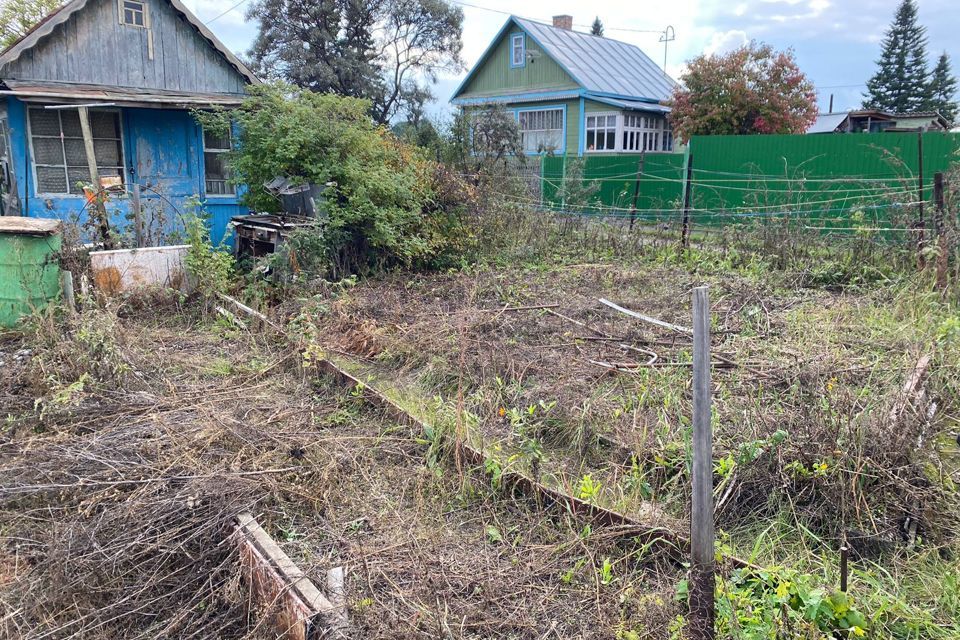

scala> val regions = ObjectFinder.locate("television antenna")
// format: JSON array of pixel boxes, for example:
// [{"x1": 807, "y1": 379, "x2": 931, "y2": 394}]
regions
[{"x1": 659, "y1": 25, "x2": 675, "y2": 77}]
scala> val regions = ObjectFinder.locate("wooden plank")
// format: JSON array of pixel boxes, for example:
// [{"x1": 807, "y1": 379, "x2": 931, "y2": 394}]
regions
[
  {"x1": 0, "y1": 216, "x2": 62, "y2": 235},
  {"x1": 889, "y1": 354, "x2": 932, "y2": 426},
  {"x1": 689, "y1": 286, "x2": 715, "y2": 640},
  {"x1": 235, "y1": 512, "x2": 343, "y2": 640}
]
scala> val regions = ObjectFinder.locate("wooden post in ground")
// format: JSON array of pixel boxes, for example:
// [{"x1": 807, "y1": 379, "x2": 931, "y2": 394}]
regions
[
  {"x1": 917, "y1": 132, "x2": 926, "y2": 269},
  {"x1": 629, "y1": 151, "x2": 646, "y2": 231},
  {"x1": 934, "y1": 172, "x2": 947, "y2": 291},
  {"x1": 60, "y1": 270, "x2": 75, "y2": 315},
  {"x1": 689, "y1": 285, "x2": 715, "y2": 640},
  {"x1": 78, "y1": 106, "x2": 113, "y2": 249},
  {"x1": 681, "y1": 154, "x2": 694, "y2": 249},
  {"x1": 131, "y1": 183, "x2": 145, "y2": 248}
]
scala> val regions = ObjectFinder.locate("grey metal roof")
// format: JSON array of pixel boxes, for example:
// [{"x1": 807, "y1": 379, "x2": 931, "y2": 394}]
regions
[
  {"x1": 589, "y1": 96, "x2": 671, "y2": 113},
  {"x1": 807, "y1": 112, "x2": 849, "y2": 134},
  {"x1": 514, "y1": 18, "x2": 677, "y2": 101}
]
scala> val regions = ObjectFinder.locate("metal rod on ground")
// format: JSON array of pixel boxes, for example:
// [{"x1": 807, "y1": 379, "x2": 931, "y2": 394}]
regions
[
  {"x1": 689, "y1": 285, "x2": 715, "y2": 640},
  {"x1": 681, "y1": 153, "x2": 694, "y2": 249},
  {"x1": 629, "y1": 151, "x2": 646, "y2": 231},
  {"x1": 598, "y1": 297, "x2": 693, "y2": 334},
  {"x1": 840, "y1": 545, "x2": 849, "y2": 592},
  {"x1": 934, "y1": 172, "x2": 947, "y2": 291},
  {"x1": 60, "y1": 271, "x2": 75, "y2": 315},
  {"x1": 917, "y1": 132, "x2": 925, "y2": 268}
]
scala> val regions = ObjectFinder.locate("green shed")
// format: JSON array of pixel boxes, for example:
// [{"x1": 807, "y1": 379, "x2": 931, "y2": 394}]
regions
[{"x1": 0, "y1": 217, "x2": 62, "y2": 328}]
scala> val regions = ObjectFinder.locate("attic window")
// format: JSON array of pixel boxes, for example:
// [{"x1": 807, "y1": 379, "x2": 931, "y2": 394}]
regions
[
  {"x1": 120, "y1": 0, "x2": 147, "y2": 27},
  {"x1": 510, "y1": 34, "x2": 525, "y2": 68}
]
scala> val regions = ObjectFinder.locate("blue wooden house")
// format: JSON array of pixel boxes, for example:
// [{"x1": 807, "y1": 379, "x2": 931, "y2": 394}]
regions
[
  {"x1": 451, "y1": 15, "x2": 678, "y2": 157},
  {"x1": 0, "y1": 0, "x2": 257, "y2": 243}
]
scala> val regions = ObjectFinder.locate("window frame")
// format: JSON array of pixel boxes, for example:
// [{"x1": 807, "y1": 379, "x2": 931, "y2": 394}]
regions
[
  {"x1": 26, "y1": 107, "x2": 127, "y2": 197},
  {"x1": 118, "y1": 0, "x2": 149, "y2": 28},
  {"x1": 585, "y1": 112, "x2": 619, "y2": 153},
  {"x1": 515, "y1": 105, "x2": 565, "y2": 155},
  {"x1": 510, "y1": 33, "x2": 526, "y2": 69},
  {"x1": 203, "y1": 126, "x2": 236, "y2": 197}
]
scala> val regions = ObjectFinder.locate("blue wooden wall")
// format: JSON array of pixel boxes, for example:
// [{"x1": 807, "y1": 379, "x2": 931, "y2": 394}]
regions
[{"x1": 4, "y1": 96, "x2": 245, "y2": 244}]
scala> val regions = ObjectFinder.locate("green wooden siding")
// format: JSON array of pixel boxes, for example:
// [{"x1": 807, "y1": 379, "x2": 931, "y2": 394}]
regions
[{"x1": 457, "y1": 31, "x2": 578, "y2": 98}]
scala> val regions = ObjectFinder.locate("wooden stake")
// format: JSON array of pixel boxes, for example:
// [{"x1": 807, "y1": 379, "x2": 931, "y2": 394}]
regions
[
  {"x1": 681, "y1": 153, "x2": 694, "y2": 249},
  {"x1": 934, "y1": 172, "x2": 947, "y2": 291},
  {"x1": 78, "y1": 106, "x2": 113, "y2": 249},
  {"x1": 60, "y1": 270, "x2": 75, "y2": 315},
  {"x1": 629, "y1": 151, "x2": 645, "y2": 231},
  {"x1": 689, "y1": 285, "x2": 715, "y2": 640}
]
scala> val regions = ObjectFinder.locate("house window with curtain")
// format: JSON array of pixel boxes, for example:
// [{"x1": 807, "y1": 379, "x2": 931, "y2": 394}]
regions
[
  {"x1": 203, "y1": 128, "x2": 235, "y2": 196},
  {"x1": 511, "y1": 34, "x2": 525, "y2": 68},
  {"x1": 28, "y1": 108, "x2": 124, "y2": 195},
  {"x1": 585, "y1": 114, "x2": 618, "y2": 152},
  {"x1": 517, "y1": 108, "x2": 563, "y2": 154}
]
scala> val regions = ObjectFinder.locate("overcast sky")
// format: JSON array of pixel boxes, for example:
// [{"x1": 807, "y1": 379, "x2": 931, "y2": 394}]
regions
[{"x1": 184, "y1": 0, "x2": 960, "y2": 119}]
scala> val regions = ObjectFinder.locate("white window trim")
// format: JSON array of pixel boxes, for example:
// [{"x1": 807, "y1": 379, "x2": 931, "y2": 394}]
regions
[
  {"x1": 118, "y1": 0, "x2": 150, "y2": 28},
  {"x1": 26, "y1": 107, "x2": 127, "y2": 198},
  {"x1": 515, "y1": 106, "x2": 565, "y2": 155},
  {"x1": 203, "y1": 127, "x2": 236, "y2": 197},
  {"x1": 510, "y1": 33, "x2": 525, "y2": 68},
  {"x1": 585, "y1": 111, "x2": 620, "y2": 153}
]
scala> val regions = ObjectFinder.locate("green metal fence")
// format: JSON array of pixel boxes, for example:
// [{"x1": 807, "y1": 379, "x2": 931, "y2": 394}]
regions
[{"x1": 541, "y1": 132, "x2": 960, "y2": 231}]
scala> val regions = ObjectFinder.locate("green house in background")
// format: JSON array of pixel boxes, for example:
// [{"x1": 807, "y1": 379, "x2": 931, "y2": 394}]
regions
[{"x1": 451, "y1": 15, "x2": 678, "y2": 157}]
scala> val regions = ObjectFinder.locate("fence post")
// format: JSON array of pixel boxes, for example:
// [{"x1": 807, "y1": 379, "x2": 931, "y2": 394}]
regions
[
  {"x1": 917, "y1": 132, "x2": 926, "y2": 269},
  {"x1": 629, "y1": 151, "x2": 646, "y2": 231},
  {"x1": 689, "y1": 285, "x2": 715, "y2": 640},
  {"x1": 131, "y1": 183, "x2": 145, "y2": 248},
  {"x1": 934, "y1": 172, "x2": 948, "y2": 291},
  {"x1": 681, "y1": 154, "x2": 694, "y2": 249}
]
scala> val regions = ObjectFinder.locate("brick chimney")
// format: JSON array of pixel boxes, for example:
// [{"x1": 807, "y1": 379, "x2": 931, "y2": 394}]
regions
[{"x1": 552, "y1": 15, "x2": 573, "y2": 30}]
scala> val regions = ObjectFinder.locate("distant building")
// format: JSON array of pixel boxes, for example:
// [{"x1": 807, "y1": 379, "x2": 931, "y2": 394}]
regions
[
  {"x1": 0, "y1": 0, "x2": 257, "y2": 241},
  {"x1": 807, "y1": 109, "x2": 950, "y2": 134},
  {"x1": 450, "y1": 15, "x2": 678, "y2": 156}
]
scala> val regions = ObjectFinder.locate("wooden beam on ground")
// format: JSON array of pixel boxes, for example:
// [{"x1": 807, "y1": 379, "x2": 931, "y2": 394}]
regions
[
  {"x1": 235, "y1": 512, "x2": 347, "y2": 640},
  {"x1": 599, "y1": 298, "x2": 693, "y2": 335},
  {"x1": 889, "y1": 354, "x2": 932, "y2": 427},
  {"x1": 216, "y1": 292, "x2": 281, "y2": 331}
]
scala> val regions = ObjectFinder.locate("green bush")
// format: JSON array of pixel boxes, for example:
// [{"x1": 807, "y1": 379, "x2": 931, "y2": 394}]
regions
[{"x1": 196, "y1": 84, "x2": 470, "y2": 279}]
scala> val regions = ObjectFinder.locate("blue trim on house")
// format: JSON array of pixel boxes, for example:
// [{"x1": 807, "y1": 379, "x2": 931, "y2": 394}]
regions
[
  {"x1": 452, "y1": 89, "x2": 584, "y2": 106},
  {"x1": 450, "y1": 17, "x2": 519, "y2": 100},
  {"x1": 578, "y1": 96, "x2": 585, "y2": 157},
  {"x1": 511, "y1": 103, "x2": 567, "y2": 155},
  {"x1": 509, "y1": 32, "x2": 526, "y2": 68}
]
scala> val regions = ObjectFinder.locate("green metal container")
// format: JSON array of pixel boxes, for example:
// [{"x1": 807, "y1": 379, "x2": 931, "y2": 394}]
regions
[{"x1": 0, "y1": 217, "x2": 62, "y2": 328}]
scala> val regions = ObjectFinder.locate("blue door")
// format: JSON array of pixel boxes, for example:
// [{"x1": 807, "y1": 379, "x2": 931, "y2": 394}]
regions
[{"x1": 126, "y1": 109, "x2": 202, "y2": 235}]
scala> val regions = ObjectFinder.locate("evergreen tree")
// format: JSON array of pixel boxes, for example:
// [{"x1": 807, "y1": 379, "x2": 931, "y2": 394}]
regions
[
  {"x1": 928, "y1": 52, "x2": 958, "y2": 124},
  {"x1": 246, "y1": 0, "x2": 463, "y2": 124},
  {"x1": 863, "y1": 0, "x2": 930, "y2": 113},
  {"x1": 590, "y1": 17, "x2": 604, "y2": 37}
]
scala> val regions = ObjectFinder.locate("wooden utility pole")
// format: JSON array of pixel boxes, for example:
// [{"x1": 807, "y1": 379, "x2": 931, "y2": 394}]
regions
[
  {"x1": 629, "y1": 151, "x2": 646, "y2": 231},
  {"x1": 934, "y1": 171, "x2": 948, "y2": 291},
  {"x1": 689, "y1": 285, "x2": 715, "y2": 640},
  {"x1": 681, "y1": 154, "x2": 694, "y2": 249}
]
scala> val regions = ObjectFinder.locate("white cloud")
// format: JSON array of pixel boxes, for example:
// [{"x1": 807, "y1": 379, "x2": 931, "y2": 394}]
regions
[{"x1": 703, "y1": 29, "x2": 749, "y2": 55}]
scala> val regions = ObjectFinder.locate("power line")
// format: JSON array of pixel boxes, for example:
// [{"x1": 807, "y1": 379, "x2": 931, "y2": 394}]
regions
[
  {"x1": 448, "y1": 0, "x2": 666, "y2": 35},
  {"x1": 204, "y1": 0, "x2": 251, "y2": 25}
]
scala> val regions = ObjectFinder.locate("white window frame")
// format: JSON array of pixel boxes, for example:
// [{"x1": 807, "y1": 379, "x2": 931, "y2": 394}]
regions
[
  {"x1": 203, "y1": 127, "x2": 236, "y2": 197},
  {"x1": 621, "y1": 113, "x2": 674, "y2": 153},
  {"x1": 510, "y1": 33, "x2": 525, "y2": 68},
  {"x1": 516, "y1": 107, "x2": 564, "y2": 155},
  {"x1": 26, "y1": 107, "x2": 127, "y2": 197},
  {"x1": 585, "y1": 112, "x2": 619, "y2": 153},
  {"x1": 118, "y1": 0, "x2": 149, "y2": 28}
]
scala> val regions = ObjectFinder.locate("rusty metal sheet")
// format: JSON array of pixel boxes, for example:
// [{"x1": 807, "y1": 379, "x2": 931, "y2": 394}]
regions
[{"x1": 89, "y1": 245, "x2": 190, "y2": 295}]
